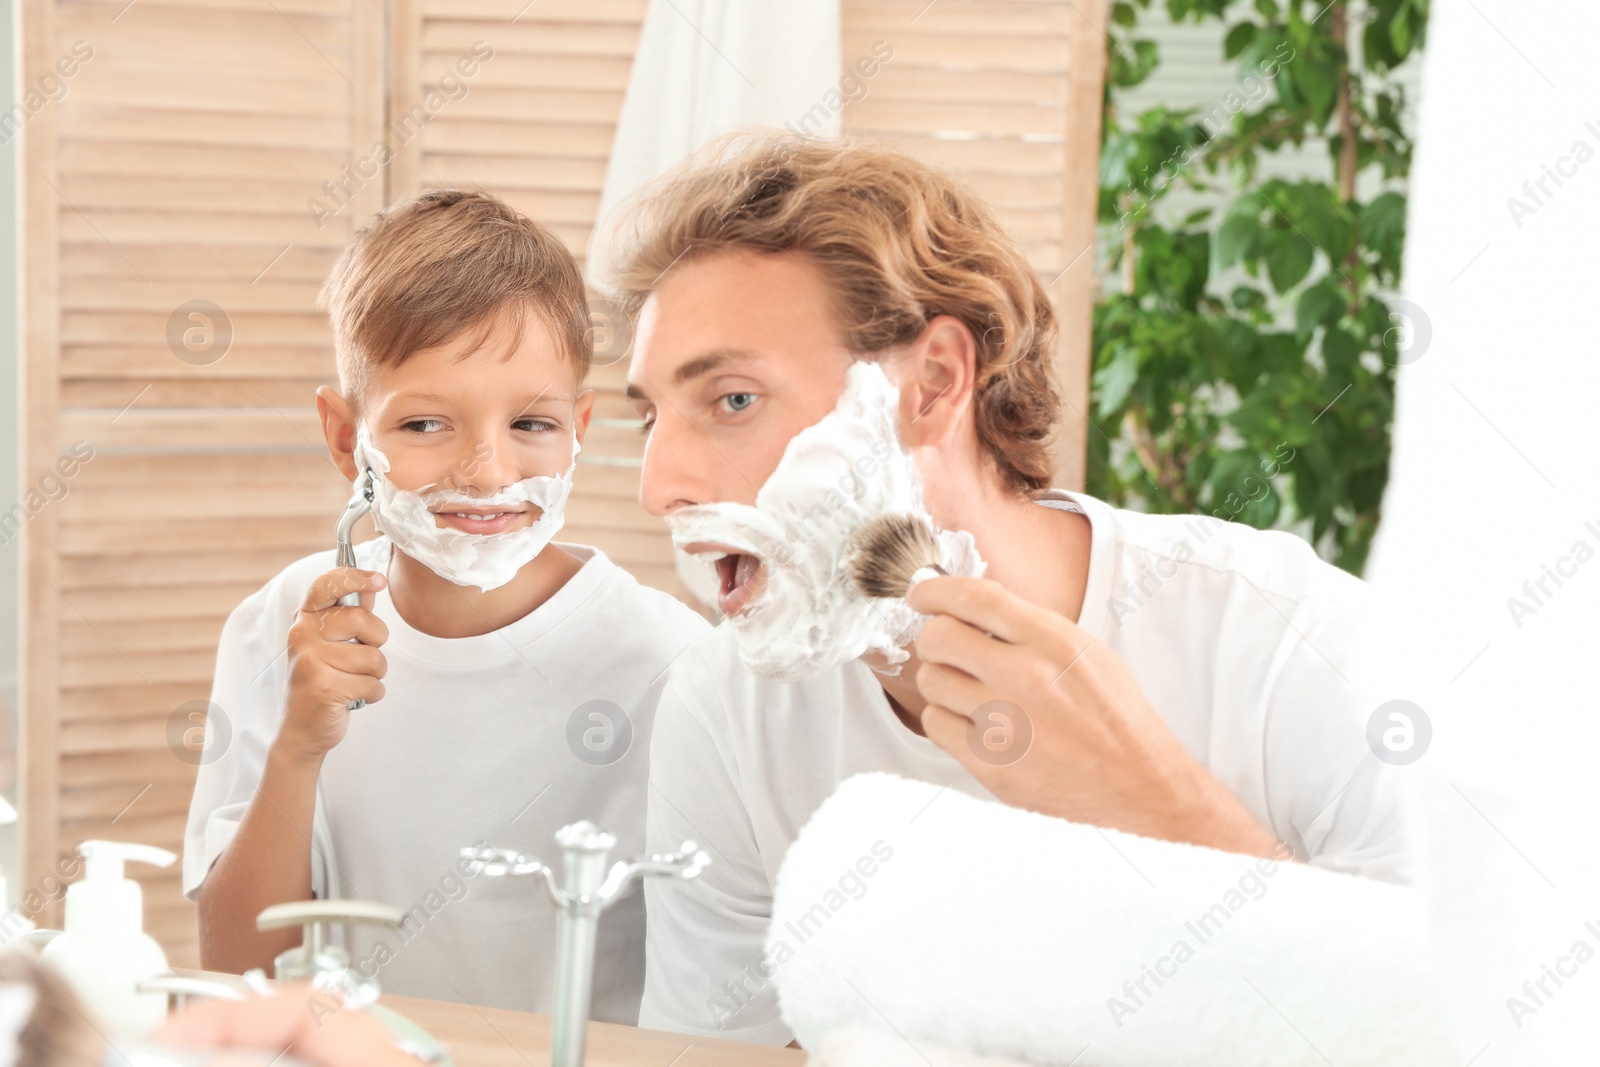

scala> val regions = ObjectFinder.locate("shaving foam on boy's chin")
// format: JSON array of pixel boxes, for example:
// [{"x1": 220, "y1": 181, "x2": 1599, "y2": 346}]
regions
[
  {"x1": 351, "y1": 424, "x2": 580, "y2": 593},
  {"x1": 666, "y1": 361, "x2": 985, "y2": 683}
]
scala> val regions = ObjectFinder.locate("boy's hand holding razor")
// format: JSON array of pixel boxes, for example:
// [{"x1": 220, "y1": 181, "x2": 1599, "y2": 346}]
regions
[{"x1": 279, "y1": 566, "x2": 391, "y2": 762}]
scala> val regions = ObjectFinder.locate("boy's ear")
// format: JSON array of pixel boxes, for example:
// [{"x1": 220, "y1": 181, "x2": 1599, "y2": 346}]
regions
[
  {"x1": 316, "y1": 386, "x2": 361, "y2": 482},
  {"x1": 893, "y1": 314, "x2": 978, "y2": 450},
  {"x1": 572, "y1": 388, "x2": 598, "y2": 449}
]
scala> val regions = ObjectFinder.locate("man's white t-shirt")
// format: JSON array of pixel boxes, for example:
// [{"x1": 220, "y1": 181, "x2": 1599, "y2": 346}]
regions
[
  {"x1": 183, "y1": 538, "x2": 709, "y2": 1022},
  {"x1": 638, "y1": 491, "x2": 1410, "y2": 1045}
]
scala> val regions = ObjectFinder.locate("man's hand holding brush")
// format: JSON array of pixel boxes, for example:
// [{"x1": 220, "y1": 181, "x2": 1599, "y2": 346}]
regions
[{"x1": 904, "y1": 575, "x2": 1285, "y2": 860}]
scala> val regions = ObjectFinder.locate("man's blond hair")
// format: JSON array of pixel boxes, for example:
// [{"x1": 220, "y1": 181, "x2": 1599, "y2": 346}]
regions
[{"x1": 603, "y1": 131, "x2": 1062, "y2": 495}]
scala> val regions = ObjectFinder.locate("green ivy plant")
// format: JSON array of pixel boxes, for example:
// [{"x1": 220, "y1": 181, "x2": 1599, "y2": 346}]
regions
[{"x1": 1088, "y1": 0, "x2": 1429, "y2": 574}]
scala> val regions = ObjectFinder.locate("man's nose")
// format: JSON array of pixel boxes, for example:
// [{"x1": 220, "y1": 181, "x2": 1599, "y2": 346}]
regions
[{"x1": 638, "y1": 411, "x2": 722, "y2": 517}]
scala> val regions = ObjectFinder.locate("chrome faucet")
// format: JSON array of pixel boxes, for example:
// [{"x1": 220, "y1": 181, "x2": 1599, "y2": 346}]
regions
[{"x1": 461, "y1": 822, "x2": 709, "y2": 1067}]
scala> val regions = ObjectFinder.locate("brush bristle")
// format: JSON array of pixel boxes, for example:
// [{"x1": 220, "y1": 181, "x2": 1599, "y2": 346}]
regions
[{"x1": 845, "y1": 512, "x2": 943, "y2": 599}]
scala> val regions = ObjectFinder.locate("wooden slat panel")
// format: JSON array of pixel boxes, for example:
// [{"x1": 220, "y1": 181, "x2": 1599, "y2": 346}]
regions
[
  {"x1": 25, "y1": 0, "x2": 390, "y2": 942},
  {"x1": 849, "y1": 0, "x2": 1075, "y2": 35},
  {"x1": 420, "y1": 21, "x2": 639, "y2": 56},
  {"x1": 842, "y1": 31, "x2": 1067, "y2": 69},
  {"x1": 59, "y1": 140, "x2": 346, "y2": 182},
  {"x1": 427, "y1": 53, "x2": 632, "y2": 91},
  {"x1": 418, "y1": 0, "x2": 646, "y2": 19}
]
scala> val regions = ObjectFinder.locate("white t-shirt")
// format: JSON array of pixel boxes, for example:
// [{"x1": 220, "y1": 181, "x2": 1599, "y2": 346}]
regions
[
  {"x1": 183, "y1": 538, "x2": 709, "y2": 1022},
  {"x1": 638, "y1": 490, "x2": 1411, "y2": 1045}
]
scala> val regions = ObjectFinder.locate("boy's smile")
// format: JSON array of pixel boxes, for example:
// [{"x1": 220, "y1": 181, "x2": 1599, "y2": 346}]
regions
[
  {"x1": 318, "y1": 302, "x2": 596, "y2": 635},
  {"x1": 433, "y1": 506, "x2": 535, "y2": 536}
]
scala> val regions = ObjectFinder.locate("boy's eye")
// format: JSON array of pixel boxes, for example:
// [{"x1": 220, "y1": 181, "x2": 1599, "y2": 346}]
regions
[
  {"x1": 720, "y1": 392, "x2": 757, "y2": 414},
  {"x1": 403, "y1": 419, "x2": 445, "y2": 433},
  {"x1": 514, "y1": 418, "x2": 559, "y2": 433}
]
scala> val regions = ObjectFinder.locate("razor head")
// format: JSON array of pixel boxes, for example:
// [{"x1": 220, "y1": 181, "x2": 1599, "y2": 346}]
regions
[{"x1": 337, "y1": 469, "x2": 375, "y2": 529}]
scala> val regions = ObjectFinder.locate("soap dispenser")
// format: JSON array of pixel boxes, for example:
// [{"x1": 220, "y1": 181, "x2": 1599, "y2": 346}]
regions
[
  {"x1": 0, "y1": 796, "x2": 29, "y2": 948},
  {"x1": 38, "y1": 840, "x2": 175, "y2": 1034}
]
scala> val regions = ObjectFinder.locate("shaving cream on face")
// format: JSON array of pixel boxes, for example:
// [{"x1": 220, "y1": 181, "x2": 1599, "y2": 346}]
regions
[
  {"x1": 352, "y1": 424, "x2": 580, "y2": 593},
  {"x1": 667, "y1": 360, "x2": 985, "y2": 682}
]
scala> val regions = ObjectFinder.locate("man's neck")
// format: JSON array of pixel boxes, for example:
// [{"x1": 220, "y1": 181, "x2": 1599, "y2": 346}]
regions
[
  {"x1": 385, "y1": 542, "x2": 584, "y2": 638},
  {"x1": 870, "y1": 492, "x2": 1092, "y2": 735}
]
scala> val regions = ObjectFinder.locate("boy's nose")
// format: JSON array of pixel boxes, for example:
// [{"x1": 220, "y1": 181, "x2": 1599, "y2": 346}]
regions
[{"x1": 454, "y1": 433, "x2": 530, "y2": 494}]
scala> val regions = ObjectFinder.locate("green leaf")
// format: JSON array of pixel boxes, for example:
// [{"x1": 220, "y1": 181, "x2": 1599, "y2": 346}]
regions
[
  {"x1": 1223, "y1": 22, "x2": 1258, "y2": 59},
  {"x1": 1231, "y1": 286, "x2": 1267, "y2": 310},
  {"x1": 1182, "y1": 207, "x2": 1214, "y2": 227},
  {"x1": 1295, "y1": 60, "x2": 1339, "y2": 128},
  {"x1": 1215, "y1": 212, "x2": 1261, "y2": 269},
  {"x1": 1390, "y1": 2, "x2": 1415, "y2": 57},
  {"x1": 1253, "y1": 0, "x2": 1277, "y2": 18},
  {"x1": 1294, "y1": 277, "x2": 1347, "y2": 338},
  {"x1": 1265, "y1": 232, "x2": 1314, "y2": 292},
  {"x1": 1092, "y1": 345, "x2": 1140, "y2": 418},
  {"x1": 1322, "y1": 326, "x2": 1360, "y2": 381},
  {"x1": 1359, "y1": 192, "x2": 1408, "y2": 261},
  {"x1": 1112, "y1": 1, "x2": 1139, "y2": 27}
]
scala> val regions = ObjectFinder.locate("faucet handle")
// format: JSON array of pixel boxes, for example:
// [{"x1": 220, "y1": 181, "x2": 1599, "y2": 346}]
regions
[
  {"x1": 598, "y1": 841, "x2": 711, "y2": 904},
  {"x1": 136, "y1": 974, "x2": 246, "y2": 1011},
  {"x1": 459, "y1": 845, "x2": 561, "y2": 906}
]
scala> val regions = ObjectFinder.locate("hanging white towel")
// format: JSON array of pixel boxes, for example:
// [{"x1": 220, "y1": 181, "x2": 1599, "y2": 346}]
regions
[{"x1": 587, "y1": 0, "x2": 843, "y2": 285}]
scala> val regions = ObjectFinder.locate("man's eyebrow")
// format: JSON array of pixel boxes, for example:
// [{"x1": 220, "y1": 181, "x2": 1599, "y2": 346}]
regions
[{"x1": 624, "y1": 348, "x2": 762, "y2": 401}]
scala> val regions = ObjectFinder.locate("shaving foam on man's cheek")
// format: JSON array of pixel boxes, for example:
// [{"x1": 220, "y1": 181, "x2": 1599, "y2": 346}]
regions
[
  {"x1": 665, "y1": 361, "x2": 984, "y2": 682},
  {"x1": 352, "y1": 424, "x2": 579, "y2": 592}
]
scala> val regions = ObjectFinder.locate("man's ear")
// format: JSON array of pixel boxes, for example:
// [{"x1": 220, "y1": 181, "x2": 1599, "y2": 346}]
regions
[
  {"x1": 894, "y1": 314, "x2": 977, "y2": 449},
  {"x1": 316, "y1": 386, "x2": 361, "y2": 482}
]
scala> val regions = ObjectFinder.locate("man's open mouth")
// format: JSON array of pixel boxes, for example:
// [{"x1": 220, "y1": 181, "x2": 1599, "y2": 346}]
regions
[{"x1": 685, "y1": 542, "x2": 766, "y2": 617}]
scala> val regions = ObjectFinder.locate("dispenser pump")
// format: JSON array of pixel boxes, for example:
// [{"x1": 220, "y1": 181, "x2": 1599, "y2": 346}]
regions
[{"x1": 64, "y1": 841, "x2": 175, "y2": 941}]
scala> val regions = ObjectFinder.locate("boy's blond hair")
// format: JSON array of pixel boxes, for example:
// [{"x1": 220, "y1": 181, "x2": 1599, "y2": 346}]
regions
[
  {"x1": 320, "y1": 189, "x2": 590, "y2": 405},
  {"x1": 603, "y1": 131, "x2": 1061, "y2": 496}
]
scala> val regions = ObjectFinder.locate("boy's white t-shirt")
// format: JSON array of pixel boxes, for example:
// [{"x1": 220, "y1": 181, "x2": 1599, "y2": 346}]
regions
[
  {"x1": 638, "y1": 491, "x2": 1412, "y2": 1045},
  {"x1": 183, "y1": 537, "x2": 709, "y2": 1022}
]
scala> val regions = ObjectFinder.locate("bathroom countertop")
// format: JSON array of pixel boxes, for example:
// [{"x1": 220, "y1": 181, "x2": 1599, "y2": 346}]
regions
[
  {"x1": 380, "y1": 991, "x2": 807, "y2": 1066},
  {"x1": 173, "y1": 971, "x2": 805, "y2": 1066}
]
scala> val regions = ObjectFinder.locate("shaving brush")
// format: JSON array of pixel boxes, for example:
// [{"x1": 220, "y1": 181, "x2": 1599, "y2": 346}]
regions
[{"x1": 844, "y1": 512, "x2": 949, "y2": 599}]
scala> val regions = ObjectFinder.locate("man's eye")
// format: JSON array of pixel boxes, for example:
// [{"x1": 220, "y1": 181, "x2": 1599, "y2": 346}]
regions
[
  {"x1": 721, "y1": 392, "x2": 757, "y2": 413},
  {"x1": 638, "y1": 416, "x2": 656, "y2": 437},
  {"x1": 403, "y1": 419, "x2": 444, "y2": 433}
]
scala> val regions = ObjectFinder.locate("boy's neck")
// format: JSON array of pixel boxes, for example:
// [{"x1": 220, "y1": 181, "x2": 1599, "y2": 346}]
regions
[{"x1": 384, "y1": 542, "x2": 586, "y2": 638}]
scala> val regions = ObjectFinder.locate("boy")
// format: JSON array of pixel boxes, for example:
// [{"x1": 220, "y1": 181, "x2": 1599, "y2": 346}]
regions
[{"x1": 183, "y1": 190, "x2": 708, "y2": 1021}]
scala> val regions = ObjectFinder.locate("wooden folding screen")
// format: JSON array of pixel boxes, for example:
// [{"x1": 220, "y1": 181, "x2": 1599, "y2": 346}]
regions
[{"x1": 18, "y1": 0, "x2": 1105, "y2": 967}]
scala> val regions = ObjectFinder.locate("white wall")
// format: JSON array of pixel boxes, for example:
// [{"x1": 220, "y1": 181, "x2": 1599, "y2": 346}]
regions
[{"x1": 1365, "y1": 1, "x2": 1600, "y2": 1063}]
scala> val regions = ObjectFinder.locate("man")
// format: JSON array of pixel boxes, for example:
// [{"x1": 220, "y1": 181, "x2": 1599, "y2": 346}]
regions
[{"x1": 609, "y1": 132, "x2": 1406, "y2": 1045}]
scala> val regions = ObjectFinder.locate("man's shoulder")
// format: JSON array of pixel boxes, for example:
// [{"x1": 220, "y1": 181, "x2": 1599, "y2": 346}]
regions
[{"x1": 1067, "y1": 491, "x2": 1366, "y2": 610}]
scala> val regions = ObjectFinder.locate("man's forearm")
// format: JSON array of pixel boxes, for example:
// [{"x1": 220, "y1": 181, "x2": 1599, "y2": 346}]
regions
[
  {"x1": 197, "y1": 745, "x2": 323, "y2": 974},
  {"x1": 1164, "y1": 766, "x2": 1287, "y2": 860}
]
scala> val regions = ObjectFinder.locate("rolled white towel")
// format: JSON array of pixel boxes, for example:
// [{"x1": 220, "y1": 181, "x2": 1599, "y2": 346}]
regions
[
  {"x1": 807, "y1": 1024, "x2": 1037, "y2": 1067},
  {"x1": 768, "y1": 773, "x2": 1459, "y2": 1067}
]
